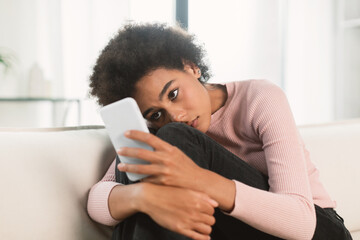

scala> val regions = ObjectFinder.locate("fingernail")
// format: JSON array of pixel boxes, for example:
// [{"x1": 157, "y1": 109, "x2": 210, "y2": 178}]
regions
[
  {"x1": 124, "y1": 131, "x2": 130, "y2": 136},
  {"x1": 117, "y1": 148, "x2": 124, "y2": 154},
  {"x1": 118, "y1": 163, "x2": 126, "y2": 169},
  {"x1": 209, "y1": 199, "x2": 218, "y2": 207}
]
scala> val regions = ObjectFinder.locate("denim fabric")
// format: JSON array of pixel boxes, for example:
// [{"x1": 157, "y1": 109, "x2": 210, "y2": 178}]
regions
[{"x1": 112, "y1": 122, "x2": 352, "y2": 240}]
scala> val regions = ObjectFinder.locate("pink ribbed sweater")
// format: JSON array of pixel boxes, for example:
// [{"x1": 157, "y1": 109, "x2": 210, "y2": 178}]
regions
[{"x1": 87, "y1": 80, "x2": 335, "y2": 239}]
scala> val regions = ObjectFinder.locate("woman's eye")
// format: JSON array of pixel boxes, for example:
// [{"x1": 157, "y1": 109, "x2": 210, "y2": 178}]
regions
[
  {"x1": 150, "y1": 111, "x2": 162, "y2": 120},
  {"x1": 168, "y1": 89, "x2": 178, "y2": 101}
]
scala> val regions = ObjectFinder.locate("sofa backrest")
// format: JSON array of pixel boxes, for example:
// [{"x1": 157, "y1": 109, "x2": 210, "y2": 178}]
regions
[
  {"x1": 1, "y1": 120, "x2": 359, "y2": 239},
  {"x1": 299, "y1": 119, "x2": 360, "y2": 238},
  {"x1": 0, "y1": 126, "x2": 114, "y2": 240}
]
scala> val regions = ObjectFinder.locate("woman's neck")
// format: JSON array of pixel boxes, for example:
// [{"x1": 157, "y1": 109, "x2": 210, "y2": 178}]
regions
[{"x1": 205, "y1": 83, "x2": 228, "y2": 114}]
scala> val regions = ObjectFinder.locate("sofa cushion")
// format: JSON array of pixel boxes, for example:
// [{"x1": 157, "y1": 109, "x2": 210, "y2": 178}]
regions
[
  {"x1": 299, "y1": 119, "x2": 360, "y2": 237},
  {"x1": 0, "y1": 126, "x2": 115, "y2": 240}
]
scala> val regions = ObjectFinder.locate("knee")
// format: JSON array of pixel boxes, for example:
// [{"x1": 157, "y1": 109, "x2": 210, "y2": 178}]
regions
[
  {"x1": 156, "y1": 123, "x2": 210, "y2": 169},
  {"x1": 156, "y1": 122, "x2": 197, "y2": 145}
]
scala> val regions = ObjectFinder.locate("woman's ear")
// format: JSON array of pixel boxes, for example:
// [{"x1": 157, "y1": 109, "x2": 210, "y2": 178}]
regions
[{"x1": 183, "y1": 62, "x2": 201, "y2": 78}]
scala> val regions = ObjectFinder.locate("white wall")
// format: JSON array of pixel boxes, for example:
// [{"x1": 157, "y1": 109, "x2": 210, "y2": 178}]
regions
[
  {"x1": 0, "y1": 0, "x2": 353, "y2": 127},
  {"x1": 285, "y1": 0, "x2": 335, "y2": 124},
  {"x1": 0, "y1": 0, "x2": 61, "y2": 127},
  {"x1": 61, "y1": 0, "x2": 131, "y2": 99},
  {"x1": 189, "y1": 0, "x2": 282, "y2": 86},
  {"x1": 0, "y1": 0, "x2": 174, "y2": 127},
  {"x1": 0, "y1": 0, "x2": 131, "y2": 127},
  {"x1": 0, "y1": 0, "x2": 38, "y2": 96},
  {"x1": 189, "y1": 0, "x2": 336, "y2": 125}
]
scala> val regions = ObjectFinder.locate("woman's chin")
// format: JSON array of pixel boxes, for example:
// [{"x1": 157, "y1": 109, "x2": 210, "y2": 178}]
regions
[{"x1": 197, "y1": 118, "x2": 211, "y2": 133}]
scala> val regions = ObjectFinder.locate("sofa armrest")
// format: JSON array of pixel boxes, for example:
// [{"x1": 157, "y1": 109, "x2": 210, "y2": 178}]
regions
[{"x1": 0, "y1": 126, "x2": 115, "y2": 240}]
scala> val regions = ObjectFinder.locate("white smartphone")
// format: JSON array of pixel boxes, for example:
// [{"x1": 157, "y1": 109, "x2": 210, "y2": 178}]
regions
[{"x1": 100, "y1": 97, "x2": 153, "y2": 181}]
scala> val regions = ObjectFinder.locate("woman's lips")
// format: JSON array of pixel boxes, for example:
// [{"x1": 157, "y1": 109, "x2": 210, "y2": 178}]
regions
[{"x1": 190, "y1": 117, "x2": 199, "y2": 128}]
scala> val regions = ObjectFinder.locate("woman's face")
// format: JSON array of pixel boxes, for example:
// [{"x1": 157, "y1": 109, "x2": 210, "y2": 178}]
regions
[{"x1": 133, "y1": 65, "x2": 212, "y2": 133}]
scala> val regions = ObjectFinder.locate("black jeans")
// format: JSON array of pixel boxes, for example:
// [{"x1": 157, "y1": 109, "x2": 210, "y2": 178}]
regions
[{"x1": 112, "y1": 123, "x2": 352, "y2": 240}]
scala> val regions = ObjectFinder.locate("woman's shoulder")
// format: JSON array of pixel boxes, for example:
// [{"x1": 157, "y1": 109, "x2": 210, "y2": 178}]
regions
[
  {"x1": 227, "y1": 79, "x2": 283, "y2": 101},
  {"x1": 231, "y1": 79, "x2": 280, "y2": 90}
]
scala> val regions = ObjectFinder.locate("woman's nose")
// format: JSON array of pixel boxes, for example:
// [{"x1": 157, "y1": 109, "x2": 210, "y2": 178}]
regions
[{"x1": 169, "y1": 109, "x2": 186, "y2": 122}]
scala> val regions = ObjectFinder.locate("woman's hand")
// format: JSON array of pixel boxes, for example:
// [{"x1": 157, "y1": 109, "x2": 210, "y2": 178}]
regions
[
  {"x1": 117, "y1": 130, "x2": 236, "y2": 212},
  {"x1": 117, "y1": 130, "x2": 205, "y2": 190},
  {"x1": 136, "y1": 183, "x2": 217, "y2": 240}
]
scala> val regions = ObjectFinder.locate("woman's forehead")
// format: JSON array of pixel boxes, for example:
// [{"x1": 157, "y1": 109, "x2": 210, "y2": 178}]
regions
[
  {"x1": 133, "y1": 73, "x2": 170, "y2": 110},
  {"x1": 135, "y1": 69, "x2": 180, "y2": 95}
]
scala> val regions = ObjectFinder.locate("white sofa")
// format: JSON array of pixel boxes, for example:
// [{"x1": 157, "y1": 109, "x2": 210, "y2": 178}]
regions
[{"x1": 0, "y1": 119, "x2": 359, "y2": 239}]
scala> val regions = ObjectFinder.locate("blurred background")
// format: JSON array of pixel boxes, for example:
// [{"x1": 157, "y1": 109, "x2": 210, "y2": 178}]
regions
[{"x1": 0, "y1": 0, "x2": 359, "y2": 127}]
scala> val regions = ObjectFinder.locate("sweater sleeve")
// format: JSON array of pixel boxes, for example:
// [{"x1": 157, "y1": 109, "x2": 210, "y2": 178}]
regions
[
  {"x1": 228, "y1": 80, "x2": 316, "y2": 240},
  {"x1": 87, "y1": 159, "x2": 122, "y2": 226}
]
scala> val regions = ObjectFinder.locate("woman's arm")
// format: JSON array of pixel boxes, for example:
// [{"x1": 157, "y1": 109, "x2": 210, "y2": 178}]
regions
[
  {"x1": 226, "y1": 80, "x2": 316, "y2": 239},
  {"x1": 88, "y1": 160, "x2": 217, "y2": 240},
  {"x1": 117, "y1": 132, "x2": 235, "y2": 212},
  {"x1": 107, "y1": 183, "x2": 142, "y2": 221},
  {"x1": 103, "y1": 181, "x2": 218, "y2": 240},
  {"x1": 183, "y1": 168, "x2": 236, "y2": 213},
  {"x1": 114, "y1": 182, "x2": 217, "y2": 240},
  {"x1": 87, "y1": 160, "x2": 122, "y2": 226}
]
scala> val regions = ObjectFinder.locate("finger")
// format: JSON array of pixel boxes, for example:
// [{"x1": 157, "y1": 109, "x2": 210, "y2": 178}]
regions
[
  {"x1": 117, "y1": 162, "x2": 163, "y2": 175},
  {"x1": 203, "y1": 197, "x2": 218, "y2": 208},
  {"x1": 182, "y1": 229, "x2": 210, "y2": 240},
  {"x1": 117, "y1": 147, "x2": 162, "y2": 164},
  {"x1": 199, "y1": 213, "x2": 216, "y2": 226},
  {"x1": 141, "y1": 175, "x2": 159, "y2": 183},
  {"x1": 125, "y1": 130, "x2": 170, "y2": 150},
  {"x1": 196, "y1": 201, "x2": 215, "y2": 216},
  {"x1": 142, "y1": 174, "x2": 178, "y2": 186},
  {"x1": 193, "y1": 222, "x2": 212, "y2": 236},
  {"x1": 188, "y1": 209, "x2": 215, "y2": 227},
  {"x1": 192, "y1": 192, "x2": 218, "y2": 209},
  {"x1": 194, "y1": 194, "x2": 218, "y2": 213}
]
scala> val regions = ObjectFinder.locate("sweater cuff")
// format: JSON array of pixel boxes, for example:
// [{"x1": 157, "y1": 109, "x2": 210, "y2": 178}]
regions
[
  {"x1": 87, "y1": 181, "x2": 122, "y2": 226},
  {"x1": 222, "y1": 180, "x2": 257, "y2": 220}
]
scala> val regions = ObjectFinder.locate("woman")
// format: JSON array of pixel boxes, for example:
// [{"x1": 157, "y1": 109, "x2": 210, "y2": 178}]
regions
[{"x1": 87, "y1": 23, "x2": 352, "y2": 240}]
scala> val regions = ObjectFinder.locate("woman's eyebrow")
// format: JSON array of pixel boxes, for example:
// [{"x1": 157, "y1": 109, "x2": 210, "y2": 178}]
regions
[
  {"x1": 142, "y1": 79, "x2": 175, "y2": 118},
  {"x1": 158, "y1": 80, "x2": 175, "y2": 101}
]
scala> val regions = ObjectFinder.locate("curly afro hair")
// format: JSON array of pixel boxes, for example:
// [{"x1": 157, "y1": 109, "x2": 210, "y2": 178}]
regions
[{"x1": 89, "y1": 22, "x2": 211, "y2": 106}]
